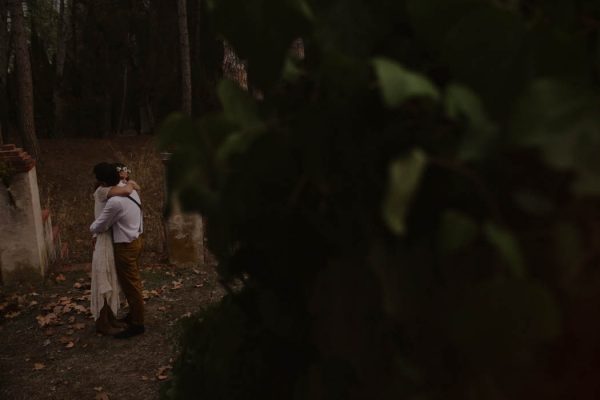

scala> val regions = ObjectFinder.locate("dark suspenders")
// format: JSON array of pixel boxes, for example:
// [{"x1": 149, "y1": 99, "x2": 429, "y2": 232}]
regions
[{"x1": 126, "y1": 195, "x2": 143, "y2": 233}]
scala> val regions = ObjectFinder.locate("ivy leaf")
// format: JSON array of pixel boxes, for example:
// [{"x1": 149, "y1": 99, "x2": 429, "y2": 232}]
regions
[
  {"x1": 439, "y1": 5, "x2": 528, "y2": 116},
  {"x1": 217, "y1": 80, "x2": 262, "y2": 128},
  {"x1": 444, "y1": 83, "x2": 497, "y2": 161},
  {"x1": 439, "y1": 210, "x2": 479, "y2": 254},
  {"x1": 510, "y1": 79, "x2": 600, "y2": 194},
  {"x1": 484, "y1": 222, "x2": 526, "y2": 279},
  {"x1": 372, "y1": 58, "x2": 439, "y2": 108},
  {"x1": 382, "y1": 149, "x2": 428, "y2": 235}
]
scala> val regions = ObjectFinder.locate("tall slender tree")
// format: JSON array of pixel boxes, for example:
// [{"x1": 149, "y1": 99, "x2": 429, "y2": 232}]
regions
[
  {"x1": 0, "y1": 0, "x2": 9, "y2": 145},
  {"x1": 9, "y1": 0, "x2": 39, "y2": 159},
  {"x1": 177, "y1": 0, "x2": 192, "y2": 116},
  {"x1": 53, "y1": 0, "x2": 69, "y2": 137}
]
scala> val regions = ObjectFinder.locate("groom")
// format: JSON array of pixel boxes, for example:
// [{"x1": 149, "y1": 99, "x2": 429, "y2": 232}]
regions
[{"x1": 90, "y1": 163, "x2": 145, "y2": 339}]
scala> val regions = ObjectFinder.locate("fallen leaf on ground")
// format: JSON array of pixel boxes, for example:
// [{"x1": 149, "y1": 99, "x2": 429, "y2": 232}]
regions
[
  {"x1": 74, "y1": 304, "x2": 88, "y2": 313},
  {"x1": 5, "y1": 311, "x2": 21, "y2": 318},
  {"x1": 142, "y1": 289, "x2": 162, "y2": 300},
  {"x1": 73, "y1": 322, "x2": 86, "y2": 330},
  {"x1": 171, "y1": 280, "x2": 183, "y2": 290},
  {"x1": 73, "y1": 282, "x2": 82, "y2": 289},
  {"x1": 65, "y1": 341, "x2": 75, "y2": 349},
  {"x1": 36, "y1": 313, "x2": 59, "y2": 327},
  {"x1": 95, "y1": 392, "x2": 110, "y2": 400},
  {"x1": 94, "y1": 386, "x2": 103, "y2": 392},
  {"x1": 156, "y1": 365, "x2": 172, "y2": 381},
  {"x1": 68, "y1": 316, "x2": 76, "y2": 324},
  {"x1": 58, "y1": 336, "x2": 73, "y2": 344},
  {"x1": 33, "y1": 363, "x2": 45, "y2": 370},
  {"x1": 157, "y1": 306, "x2": 166, "y2": 312},
  {"x1": 43, "y1": 339, "x2": 51, "y2": 347},
  {"x1": 55, "y1": 274, "x2": 66, "y2": 282}
]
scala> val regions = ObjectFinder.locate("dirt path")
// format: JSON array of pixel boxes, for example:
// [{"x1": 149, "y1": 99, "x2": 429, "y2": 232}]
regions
[{"x1": 0, "y1": 261, "x2": 223, "y2": 400}]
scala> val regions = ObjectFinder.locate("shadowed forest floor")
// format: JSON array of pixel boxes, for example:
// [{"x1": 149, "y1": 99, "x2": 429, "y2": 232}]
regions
[{"x1": 0, "y1": 261, "x2": 223, "y2": 399}]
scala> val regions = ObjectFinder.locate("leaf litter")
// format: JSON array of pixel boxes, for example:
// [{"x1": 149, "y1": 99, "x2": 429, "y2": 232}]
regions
[{"x1": 1, "y1": 261, "x2": 223, "y2": 399}]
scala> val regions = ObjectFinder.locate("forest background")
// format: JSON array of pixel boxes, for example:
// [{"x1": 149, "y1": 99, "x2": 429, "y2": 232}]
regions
[{"x1": 2, "y1": 0, "x2": 600, "y2": 399}]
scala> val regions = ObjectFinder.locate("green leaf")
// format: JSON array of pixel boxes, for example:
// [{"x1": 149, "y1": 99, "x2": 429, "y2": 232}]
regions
[
  {"x1": 217, "y1": 80, "x2": 262, "y2": 128},
  {"x1": 444, "y1": 83, "x2": 497, "y2": 161},
  {"x1": 511, "y1": 190, "x2": 555, "y2": 216},
  {"x1": 282, "y1": 55, "x2": 304, "y2": 83},
  {"x1": 438, "y1": 210, "x2": 479, "y2": 254},
  {"x1": 445, "y1": 84, "x2": 493, "y2": 130},
  {"x1": 215, "y1": 126, "x2": 267, "y2": 165},
  {"x1": 510, "y1": 79, "x2": 596, "y2": 148},
  {"x1": 372, "y1": 58, "x2": 440, "y2": 108},
  {"x1": 382, "y1": 149, "x2": 428, "y2": 235},
  {"x1": 510, "y1": 79, "x2": 600, "y2": 193},
  {"x1": 483, "y1": 223, "x2": 526, "y2": 278},
  {"x1": 157, "y1": 112, "x2": 196, "y2": 151},
  {"x1": 439, "y1": 5, "x2": 528, "y2": 115}
]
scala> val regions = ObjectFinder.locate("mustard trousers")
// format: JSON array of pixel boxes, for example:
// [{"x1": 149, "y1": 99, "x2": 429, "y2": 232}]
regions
[{"x1": 114, "y1": 237, "x2": 144, "y2": 326}]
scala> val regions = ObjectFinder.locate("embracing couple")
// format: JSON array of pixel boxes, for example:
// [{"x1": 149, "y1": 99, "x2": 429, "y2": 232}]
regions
[{"x1": 89, "y1": 162, "x2": 145, "y2": 339}]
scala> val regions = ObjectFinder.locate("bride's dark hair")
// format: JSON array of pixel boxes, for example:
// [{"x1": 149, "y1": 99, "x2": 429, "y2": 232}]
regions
[{"x1": 93, "y1": 162, "x2": 120, "y2": 187}]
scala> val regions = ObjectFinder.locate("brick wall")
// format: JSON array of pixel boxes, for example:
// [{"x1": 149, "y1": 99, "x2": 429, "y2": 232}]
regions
[{"x1": 0, "y1": 144, "x2": 36, "y2": 173}]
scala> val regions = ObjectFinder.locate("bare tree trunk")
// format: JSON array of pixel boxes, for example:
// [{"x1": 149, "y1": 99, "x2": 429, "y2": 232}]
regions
[
  {"x1": 0, "y1": 0, "x2": 8, "y2": 145},
  {"x1": 177, "y1": 0, "x2": 192, "y2": 116},
  {"x1": 117, "y1": 62, "x2": 128, "y2": 135},
  {"x1": 9, "y1": 0, "x2": 39, "y2": 160},
  {"x1": 53, "y1": 0, "x2": 68, "y2": 137},
  {"x1": 139, "y1": 95, "x2": 154, "y2": 133}
]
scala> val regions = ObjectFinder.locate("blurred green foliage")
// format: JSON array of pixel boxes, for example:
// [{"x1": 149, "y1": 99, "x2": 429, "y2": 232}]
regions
[{"x1": 159, "y1": 0, "x2": 600, "y2": 398}]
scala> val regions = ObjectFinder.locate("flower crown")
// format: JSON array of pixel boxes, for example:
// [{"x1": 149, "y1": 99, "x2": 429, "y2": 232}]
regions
[{"x1": 116, "y1": 166, "x2": 131, "y2": 174}]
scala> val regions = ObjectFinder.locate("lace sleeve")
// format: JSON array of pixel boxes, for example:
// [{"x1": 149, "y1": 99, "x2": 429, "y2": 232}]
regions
[{"x1": 94, "y1": 186, "x2": 110, "y2": 202}]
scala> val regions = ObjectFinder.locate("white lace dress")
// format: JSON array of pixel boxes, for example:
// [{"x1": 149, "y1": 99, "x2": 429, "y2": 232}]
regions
[{"x1": 90, "y1": 186, "x2": 121, "y2": 320}]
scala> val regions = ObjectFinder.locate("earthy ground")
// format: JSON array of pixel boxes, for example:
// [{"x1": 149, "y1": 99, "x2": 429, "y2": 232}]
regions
[
  {"x1": 1, "y1": 136, "x2": 222, "y2": 399},
  {"x1": 0, "y1": 262, "x2": 224, "y2": 400}
]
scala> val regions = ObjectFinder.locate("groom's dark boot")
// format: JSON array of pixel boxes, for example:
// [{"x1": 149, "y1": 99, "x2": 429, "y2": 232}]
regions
[
  {"x1": 108, "y1": 310, "x2": 128, "y2": 329},
  {"x1": 114, "y1": 323, "x2": 145, "y2": 339},
  {"x1": 116, "y1": 313, "x2": 132, "y2": 325}
]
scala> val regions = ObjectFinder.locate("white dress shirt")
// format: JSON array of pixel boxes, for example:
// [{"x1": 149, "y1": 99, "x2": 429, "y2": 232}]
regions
[{"x1": 90, "y1": 190, "x2": 143, "y2": 243}]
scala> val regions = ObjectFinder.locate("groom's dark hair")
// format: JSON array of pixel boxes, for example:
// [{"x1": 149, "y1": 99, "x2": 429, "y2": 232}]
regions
[{"x1": 93, "y1": 162, "x2": 120, "y2": 186}]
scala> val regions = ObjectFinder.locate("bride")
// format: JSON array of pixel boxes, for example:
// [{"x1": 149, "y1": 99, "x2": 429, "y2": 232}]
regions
[{"x1": 90, "y1": 162, "x2": 140, "y2": 335}]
